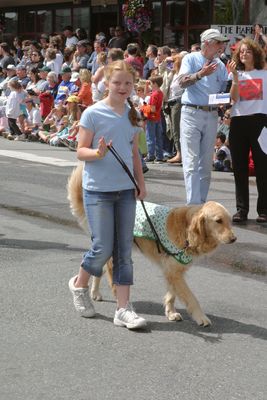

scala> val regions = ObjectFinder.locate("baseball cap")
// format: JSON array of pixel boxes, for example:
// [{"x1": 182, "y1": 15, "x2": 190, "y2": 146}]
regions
[
  {"x1": 60, "y1": 66, "x2": 72, "y2": 74},
  {"x1": 200, "y1": 29, "x2": 229, "y2": 43},
  {"x1": 16, "y1": 65, "x2": 27, "y2": 70},
  {"x1": 6, "y1": 64, "x2": 16, "y2": 70},
  {"x1": 70, "y1": 72, "x2": 80, "y2": 82},
  {"x1": 39, "y1": 66, "x2": 51, "y2": 72}
]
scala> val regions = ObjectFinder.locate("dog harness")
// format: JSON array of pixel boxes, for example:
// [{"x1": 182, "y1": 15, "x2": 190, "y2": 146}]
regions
[{"x1": 134, "y1": 201, "x2": 192, "y2": 265}]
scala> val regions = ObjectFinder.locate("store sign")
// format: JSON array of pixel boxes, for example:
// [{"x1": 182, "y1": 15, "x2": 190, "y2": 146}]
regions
[{"x1": 211, "y1": 24, "x2": 267, "y2": 54}]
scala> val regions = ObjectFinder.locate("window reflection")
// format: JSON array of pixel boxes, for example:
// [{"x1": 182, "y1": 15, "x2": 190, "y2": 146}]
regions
[
  {"x1": 73, "y1": 7, "x2": 90, "y2": 36},
  {"x1": 189, "y1": 0, "x2": 211, "y2": 25},
  {"x1": 55, "y1": 9, "x2": 71, "y2": 32},
  {"x1": 214, "y1": 0, "x2": 244, "y2": 24},
  {"x1": 166, "y1": 0, "x2": 186, "y2": 26},
  {"x1": 37, "y1": 10, "x2": 52, "y2": 34},
  {"x1": 151, "y1": 2, "x2": 161, "y2": 45}
]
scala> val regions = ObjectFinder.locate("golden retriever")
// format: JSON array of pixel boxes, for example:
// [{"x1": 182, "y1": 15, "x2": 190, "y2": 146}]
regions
[{"x1": 68, "y1": 164, "x2": 236, "y2": 326}]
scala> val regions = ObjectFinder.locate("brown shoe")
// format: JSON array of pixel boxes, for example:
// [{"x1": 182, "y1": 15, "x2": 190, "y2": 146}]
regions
[{"x1": 256, "y1": 214, "x2": 267, "y2": 223}]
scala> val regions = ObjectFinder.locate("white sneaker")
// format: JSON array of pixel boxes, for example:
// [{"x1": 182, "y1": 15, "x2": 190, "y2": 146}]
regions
[
  {"x1": 68, "y1": 276, "x2": 96, "y2": 318},
  {"x1": 114, "y1": 303, "x2": 147, "y2": 330}
]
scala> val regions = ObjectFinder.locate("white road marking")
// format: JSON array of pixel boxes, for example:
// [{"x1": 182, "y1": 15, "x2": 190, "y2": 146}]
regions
[{"x1": 0, "y1": 150, "x2": 77, "y2": 167}]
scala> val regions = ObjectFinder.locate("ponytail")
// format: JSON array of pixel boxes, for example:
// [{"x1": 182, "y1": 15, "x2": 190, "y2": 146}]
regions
[{"x1": 127, "y1": 97, "x2": 141, "y2": 127}]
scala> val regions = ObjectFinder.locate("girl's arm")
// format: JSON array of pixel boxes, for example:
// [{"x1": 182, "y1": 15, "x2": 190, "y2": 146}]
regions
[
  {"x1": 132, "y1": 133, "x2": 146, "y2": 200},
  {"x1": 227, "y1": 60, "x2": 239, "y2": 103},
  {"x1": 77, "y1": 126, "x2": 111, "y2": 161}
]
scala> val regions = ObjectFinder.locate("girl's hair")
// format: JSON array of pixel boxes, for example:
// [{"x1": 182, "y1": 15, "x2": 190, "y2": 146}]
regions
[
  {"x1": 8, "y1": 80, "x2": 22, "y2": 90},
  {"x1": 67, "y1": 101, "x2": 80, "y2": 121},
  {"x1": 233, "y1": 37, "x2": 265, "y2": 70},
  {"x1": 107, "y1": 48, "x2": 124, "y2": 62},
  {"x1": 104, "y1": 60, "x2": 139, "y2": 126},
  {"x1": 28, "y1": 67, "x2": 40, "y2": 83},
  {"x1": 97, "y1": 51, "x2": 107, "y2": 66},
  {"x1": 46, "y1": 48, "x2": 57, "y2": 60},
  {"x1": 172, "y1": 51, "x2": 188, "y2": 73},
  {"x1": 63, "y1": 47, "x2": 75, "y2": 62},
  {"x1": 79, "y1": 68, "x2": 91, "y2": 83}
]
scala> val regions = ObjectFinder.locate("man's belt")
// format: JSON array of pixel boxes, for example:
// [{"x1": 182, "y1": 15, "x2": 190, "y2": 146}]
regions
[{"x1": 182, "y1": 104, "x2": 218, "y2": 112}]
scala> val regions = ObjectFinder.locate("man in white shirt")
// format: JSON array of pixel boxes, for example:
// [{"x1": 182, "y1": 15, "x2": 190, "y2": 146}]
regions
[{"x1": 63, "y1": 26, "x2": 78, "y2": 48}]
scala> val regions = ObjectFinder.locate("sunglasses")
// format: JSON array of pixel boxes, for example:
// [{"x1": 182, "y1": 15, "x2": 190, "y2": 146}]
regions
[{"x1": 223, "y1": 115, "x2": 230, "y2": 119}]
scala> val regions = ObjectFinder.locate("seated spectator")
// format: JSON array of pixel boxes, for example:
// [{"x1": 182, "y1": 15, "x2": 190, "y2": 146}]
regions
[
  {"x1": 63, "y1": 25, "x2": 78, "y2": 48},
  {"x1": 69, "y1": 71, "x2": 81, "y2": 94},
  {"x1": 36, "y1": 66, "x2": 51, "y2": 93},
  {"x1": 0, "y1": 42, "x2": 15, "y2": 69},
  {"x1": 44, "y1": 48, "x2": 59, "y2": 75},
  {"x1": 25, "y1": 67, "x2": 40, "y2": 101},
  {"x1": 213, "y1": 132, "x2": 232, "y2": 172},
  {"x1": 29, "y1": 50, "x2": 44, "y2": 69},
  {"x1": 62, "y1": 47, "x2": 76, "y2": 70},
  {"x1": 38, "y1": 104, "x2": 67, "y2": 143},
  {"x1": 91, "y1": 51, "x2": 107, "y2": 102},
  {"x1": 16, "y1": 65, "x2": 30, "y2": 88},
  {"x1": 54, "y1": 67, "x2": 73, "y2": 104},
  {"x1": 23, "y1": 98, "x2": 42, "y2": 140},
  {"x1": 16, "y1": 46, "x2": 31, "y2": 69},
  {"x1": 45, "y1": 71, "x2": 59, "y2": 99},
  {"x1": 75, "y1": 27, "x2": 88, "y2": 41},
  {"x1": 77, "y1": 68, "x2": 92, "y2": 108},
  {"x1": 72, "y1": 40, "x2": 90, "y2": 71}
]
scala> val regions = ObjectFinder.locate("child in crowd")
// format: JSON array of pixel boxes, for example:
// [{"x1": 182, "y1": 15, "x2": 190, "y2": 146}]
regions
[
  {"x1": 38, "y1": 104, "x2": 67, "y2": 143},
  {"x1": 91, "y1": 51, "x2": 107, "y2": 103},
  {"x1": 23, "y1": 98, "x2": 42, "y2": 140},
  {"x1": 5, "y1": 80, "x2": 24, "y2": 140},
  {"x1": 213, "y1": 132, "x2": 232, "y2": 172},
  {"x1": 69, "y1": 60, "x2": 147, "y2": 329},
  {"x1": 142, "y1": 75, "x2": 164, "y2": 163},
  {"x1": 77, "y1": 68, "x2": 92, "y2": 109}
]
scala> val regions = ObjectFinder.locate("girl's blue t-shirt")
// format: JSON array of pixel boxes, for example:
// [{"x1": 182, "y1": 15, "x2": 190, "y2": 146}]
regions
[{"x1": 79, "y1": 100, "x2": 140, "y2": 192}]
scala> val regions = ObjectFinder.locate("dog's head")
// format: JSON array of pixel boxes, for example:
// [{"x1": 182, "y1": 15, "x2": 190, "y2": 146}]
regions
[{"x1": 166, "y1": 201, "x2": 236, "y2": 256}]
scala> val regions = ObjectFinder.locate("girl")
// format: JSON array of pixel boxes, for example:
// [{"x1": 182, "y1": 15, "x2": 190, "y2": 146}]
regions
[
  {"x1": 38, "y1": 104, "x2": 66, "y2": 143},
  {"x1": 228, "y1": 38, "x2": 267, "y2": 223},
  {"x1": 5, "y1": 80, "x2": 24, "y2": 140},
  {"x1": 69, "y1": 60, "x2": 147, "y2": 329},
  {"x1": 77, "y1": 68, "x2": 93, "y2": 108}
]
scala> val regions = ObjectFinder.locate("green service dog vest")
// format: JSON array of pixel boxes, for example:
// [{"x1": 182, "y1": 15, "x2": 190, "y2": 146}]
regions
[{"x1": 134, "y1": 201, "x2": 192, "y2": 265}]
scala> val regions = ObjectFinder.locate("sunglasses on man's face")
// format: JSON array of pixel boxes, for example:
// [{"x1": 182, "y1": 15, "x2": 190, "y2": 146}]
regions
[{"x1": 223, "y1": 115, "x2": 230, "y2": 119}]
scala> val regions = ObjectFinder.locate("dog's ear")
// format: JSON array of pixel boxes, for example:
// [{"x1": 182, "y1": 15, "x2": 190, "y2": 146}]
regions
[
  {"x1": 186, "y1": 211, "x2": 207, "y2": 255},
  {"x1": 166, "y1": 207, "x2": 190, "y2": 248}
]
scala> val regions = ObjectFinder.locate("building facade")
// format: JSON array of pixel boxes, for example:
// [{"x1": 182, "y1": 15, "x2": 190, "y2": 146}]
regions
[{"x1": 0, "y1": 0, "x2": 266, "y2": 49}]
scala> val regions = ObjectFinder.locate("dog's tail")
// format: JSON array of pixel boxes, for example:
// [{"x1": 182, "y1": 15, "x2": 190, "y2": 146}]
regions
[{"x1": 67, "y1": 163, "x2": 87, "y2": 232}]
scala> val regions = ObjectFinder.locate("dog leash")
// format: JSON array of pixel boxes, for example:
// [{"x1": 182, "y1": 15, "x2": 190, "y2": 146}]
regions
[{"x1": 107, "y1": 144, "x2": 188, "y2": 257}]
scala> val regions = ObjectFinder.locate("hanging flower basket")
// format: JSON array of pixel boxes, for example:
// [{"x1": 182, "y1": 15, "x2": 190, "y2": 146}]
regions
[{"x1": 122, "y1": 0, "x2": 152, "y2": 33}]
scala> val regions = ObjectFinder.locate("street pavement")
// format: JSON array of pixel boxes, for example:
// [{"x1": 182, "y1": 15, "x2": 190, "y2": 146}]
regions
[
  {"x1": 0, "y1": 137, "x2": 266, "y2": 400},
  {"x1": 0, "y1": 137, "x2": 266, "y2": 276}
]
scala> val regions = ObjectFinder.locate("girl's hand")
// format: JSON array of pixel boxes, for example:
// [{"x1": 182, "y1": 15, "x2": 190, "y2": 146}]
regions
[
  {"x1": 135, "y1": 185, "x2": 147, "y2": 200},
  {"x1": 227, "y1": 60, "x2": 237, "y2": 75},
  {"x1": 96, "y1": 136, "x2": 112, "y2": 158}
]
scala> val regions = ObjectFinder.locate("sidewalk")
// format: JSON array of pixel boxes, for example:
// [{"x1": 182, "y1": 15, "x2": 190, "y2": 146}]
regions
[{"x1": 1, "y1": 137, "x2": 266, "y2": 276}]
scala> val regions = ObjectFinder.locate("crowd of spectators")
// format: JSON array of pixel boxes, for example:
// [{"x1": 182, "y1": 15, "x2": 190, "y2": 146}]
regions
[{"x1": 0, "y1": 23, "x2": 267, "y2": 221}]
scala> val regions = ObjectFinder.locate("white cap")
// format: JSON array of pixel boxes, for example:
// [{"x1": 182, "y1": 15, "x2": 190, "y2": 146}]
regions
[
  {"x1": 70, "y1": 72, "x2": 80, "y2": 82},
  {"x1": 6, "y1": 64, "x2": 16, "y2": 70},
  {"x1": 200, "y1": 29, "x2": 229, "y2": 43}
]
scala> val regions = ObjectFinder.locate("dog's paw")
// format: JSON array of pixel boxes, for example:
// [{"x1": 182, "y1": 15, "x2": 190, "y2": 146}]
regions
[
  {"x1": 166, "y1": 311, "x2": 183, "y2": 321},
  {"x1": 90, "y1": 290, "x2": 103, "y2": 301},
  {"x1": 192, "y1": 311, "x2": 211, "y2": 327}
]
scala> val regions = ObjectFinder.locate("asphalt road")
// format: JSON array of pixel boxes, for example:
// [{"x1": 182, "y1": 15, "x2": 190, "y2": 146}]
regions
[{"x1": 0, "y1": 139, "x2": 266, "y2": 400}]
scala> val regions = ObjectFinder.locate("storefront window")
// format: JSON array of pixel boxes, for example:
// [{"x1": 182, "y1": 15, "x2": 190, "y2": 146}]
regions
[
  {"x1": 189, "y1": 0, "x2": 211, "y2": 25},
  {"x1": 151, "y1": 1, "x2": 161, "y2": 45},
  {"x1": 73, "y1": 7, "x2": 90, "y2": 35},
  {"x1": 166, "y1": 0, "x2": 186, "y2": 26},
  {"x1": 37, "y1": 10, "x2": 52, "y2": 35},
  {"x1": 0, "y1": 12, "x2": 18, "y2": 42},
  {"x1": 214, "y1": 0, "x2": 245, "y2": 24},
  {"x1": 55, "y1": 9, "x2": 71, "y2": 33}
]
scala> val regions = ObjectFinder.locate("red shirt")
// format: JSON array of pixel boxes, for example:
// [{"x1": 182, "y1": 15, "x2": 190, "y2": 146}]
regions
[{"x1": 147, "y1": 89, "x2": 163, "y2": 122}]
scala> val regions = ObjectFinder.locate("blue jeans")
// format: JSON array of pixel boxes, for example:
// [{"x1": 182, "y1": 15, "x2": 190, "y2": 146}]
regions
[
  {"x1": 146, "y1": 120, "x2": 163, "y2": 160},
  {"x1": 180, "y1": 105, "x2": 218, "y2": 204},
  {"x1": 82, "y1": 189, "x2": 136, "y2": 285}
]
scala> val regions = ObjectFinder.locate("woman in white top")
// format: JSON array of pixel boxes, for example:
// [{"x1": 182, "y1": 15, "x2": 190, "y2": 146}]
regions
[{"x1": 228, "y1": 38, "x2": 267, "y2": 223}]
